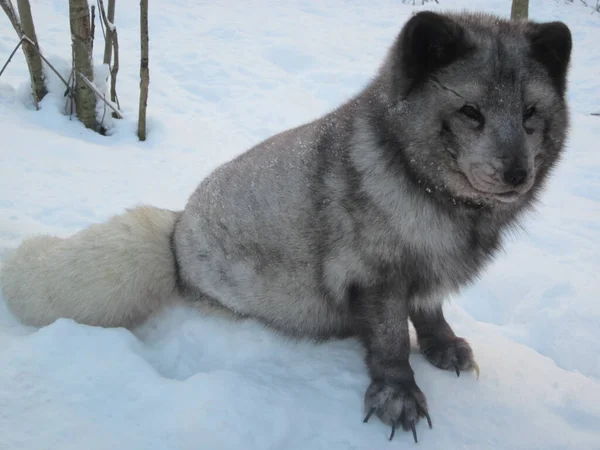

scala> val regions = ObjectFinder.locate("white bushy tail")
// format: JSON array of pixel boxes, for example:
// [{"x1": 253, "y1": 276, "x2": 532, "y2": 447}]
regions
[{"x1": 0, "y1": 206, "x2": 181, "y2": 329}]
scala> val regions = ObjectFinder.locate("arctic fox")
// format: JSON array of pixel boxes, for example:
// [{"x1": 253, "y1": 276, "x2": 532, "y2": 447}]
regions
[{"x1": 1, "y1": 11, "x2": 572, "y2": 442}]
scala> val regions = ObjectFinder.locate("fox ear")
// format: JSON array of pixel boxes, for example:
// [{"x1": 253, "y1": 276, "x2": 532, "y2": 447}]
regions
[
  {"x1": 396, "y1": 12, "x2": 472, "y2": 91},
  {"x1": 528, "y1": 21, "x2": 572, "y2": 96}
]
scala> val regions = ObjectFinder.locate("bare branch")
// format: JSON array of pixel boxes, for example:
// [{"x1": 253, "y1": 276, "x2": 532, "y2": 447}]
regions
[
  {"x1": 96, "y1": 0, "x2": 120, "y2": 118},
  {"x1": 97, "y1": 0, "x2": 115, "y2": 65},
  {"x1": 77, "y1": 70, "x2": 123, "y2": 119},
  {"x1": 0, "y1": 36, "x2": 24, "y2": 78},
  {"x1": 138, "y1": 0, "x2": 149, "y2": 141},
  {"x1": 96, "y1": 0, "x2": 106, "y2": 40},
  {"x1": 64, "y1": 69, "x2": 74, "y2": 114},
  {"x1": 69, "y1": 70, "x2": 75, "y2": 118}
]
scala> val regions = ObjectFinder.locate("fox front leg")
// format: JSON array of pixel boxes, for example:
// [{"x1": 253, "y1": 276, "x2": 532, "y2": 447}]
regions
[
  {"x1": 410, "y1": 305, "x2": 480, "y2": 378},
  {"x1": 353, "y1": 284, "x2": 432, "y2": 442}
]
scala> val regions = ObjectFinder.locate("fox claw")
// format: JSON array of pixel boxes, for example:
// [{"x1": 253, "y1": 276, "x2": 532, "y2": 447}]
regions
[
  {"x1": 363, "y1": 407, "x2": 376, "y2": 423},
  {"x1": 389, "y1": 423, "x2": 396, "y2": 441},
  {"x1": 411, "y1": 423, "x2": 418, "y2": 443},
  {"x1": 418, "y1": 404, "x2": 432, "y2": 429},
  {"x1": 364, "y1": 380, "x2": 430, "y2": 442},
  {"x1": 473, "y1": 361, "x2": 480, "y2": 379}
]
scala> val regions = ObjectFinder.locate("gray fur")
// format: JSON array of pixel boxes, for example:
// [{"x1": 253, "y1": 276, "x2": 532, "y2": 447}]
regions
[
  {"x1": 1, "y1": 11, "x2": 572, "y2": 440},
  {"x1": 173, "y1": 11, "x2": 572, "y2": 437}
]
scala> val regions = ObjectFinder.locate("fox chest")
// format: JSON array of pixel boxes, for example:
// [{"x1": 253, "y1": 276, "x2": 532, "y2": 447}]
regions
[{"x1": 321, "y1": 216, "x2": 499, "y2": 305}]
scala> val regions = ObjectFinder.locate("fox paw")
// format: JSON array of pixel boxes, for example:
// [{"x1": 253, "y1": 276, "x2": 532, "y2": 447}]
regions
[
  {"x1": 363, "y1": 379, "x2": 432, "y2": 442},
  {"x1": 421, "y1": 336, "x2": 480, "y2": 378}
]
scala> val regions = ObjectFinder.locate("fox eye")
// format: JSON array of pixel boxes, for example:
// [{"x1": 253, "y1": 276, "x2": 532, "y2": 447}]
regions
[
  {"x1": 523, "y1": 105, "x2": 536, "y2": 122},
  {"x1": 459, "y1": 105, "x2": 484, "y2": 125},
  {"x1": 523, "y1": 105, "x2": 537, "y2": 135}
]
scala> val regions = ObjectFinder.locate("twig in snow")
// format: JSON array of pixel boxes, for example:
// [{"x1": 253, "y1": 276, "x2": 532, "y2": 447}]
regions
[
  {"x1": 63, "y1": 69, "x2": 74, "y2": 114},
  {"x1": 0, "y1": 36, "x2": 24, "y2": 78},
  {"x1": 101, "y1": 94, "x2": 107, "y2": 125},
  {"x1": 76, "y1": 70, "x2": 123, "y2": 118},
  {"x1": 69, "y1": 68, "x2": 75, "y2": 118},
  {"x1": 0, "y1": 39, "x2": 24, "y2": 77}
]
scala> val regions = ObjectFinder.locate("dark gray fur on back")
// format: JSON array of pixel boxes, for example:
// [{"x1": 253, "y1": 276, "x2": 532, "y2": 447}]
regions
[{"x1": 173, "y1": 11, "x2": 572, "y2": 440}]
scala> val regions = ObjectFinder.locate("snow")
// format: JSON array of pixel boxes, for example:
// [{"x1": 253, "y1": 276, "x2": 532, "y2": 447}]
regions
[{"x1": 0, "y1": 0, "x2": 599, "y2": 448}]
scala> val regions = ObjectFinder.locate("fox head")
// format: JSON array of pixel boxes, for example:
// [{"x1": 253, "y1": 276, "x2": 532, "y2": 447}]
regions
[{"x1": 382, "y1": 11, "x2": 572, "y2": 207}]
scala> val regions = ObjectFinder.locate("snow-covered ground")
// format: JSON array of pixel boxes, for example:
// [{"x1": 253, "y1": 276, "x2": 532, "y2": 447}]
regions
[{"x1": 1, "y1": 0, "x2": 599, "y2": 448}]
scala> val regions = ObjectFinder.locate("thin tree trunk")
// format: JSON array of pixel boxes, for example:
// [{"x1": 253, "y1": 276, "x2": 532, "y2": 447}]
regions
[
  {"x1": 16, "y1": 0, "x2": 46, "y2": 103},
  {"x1": 102, "y1": 0, "x2": 115, "y2": 65},
  {"x1": 97, "y1": 0, "x2": 119, "y2": 116},
  {"x1": 69, "y1": 0, "x2": 97, "y2": 130},
  {"x1": 110, "y1": 27, "x2": 120, "y2": 115},
  {"x1": 511, "y1": 0, "x2": 529, "y2": 20},
  {"x1": 138, "y1": 0, "x2": 149, "y2": 141},
  {"x1": 90, "y1": 5, "x2": 95, "y2": 54}
]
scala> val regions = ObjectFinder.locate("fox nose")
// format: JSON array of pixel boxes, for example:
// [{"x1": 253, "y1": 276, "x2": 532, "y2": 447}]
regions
[{"x1": 503, "y1": 166, "x2": 528, "y2": 186}]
